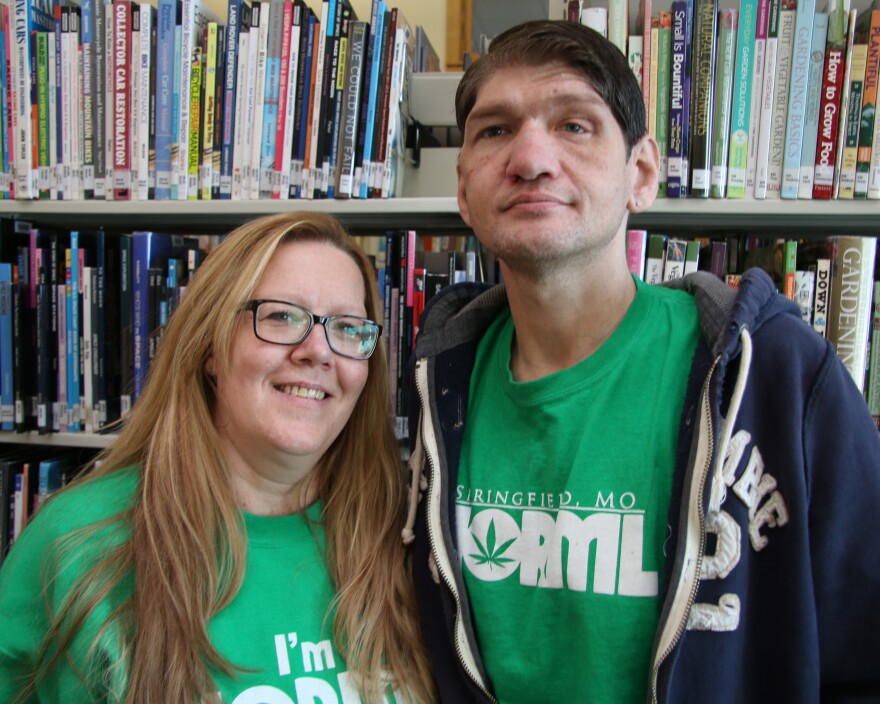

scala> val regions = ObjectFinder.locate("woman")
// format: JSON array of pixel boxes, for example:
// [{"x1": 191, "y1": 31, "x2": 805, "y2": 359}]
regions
[{"x1": 0, "y1": 212, "x2": 436, "y2": 703}]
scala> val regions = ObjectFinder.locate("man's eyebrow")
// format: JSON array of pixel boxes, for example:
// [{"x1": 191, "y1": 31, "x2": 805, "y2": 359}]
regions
[{"x1": 467, "y1": 93, "x2": 608, "y2": 125}]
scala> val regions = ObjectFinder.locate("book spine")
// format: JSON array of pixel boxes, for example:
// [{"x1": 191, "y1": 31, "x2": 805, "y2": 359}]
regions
[
  {"x1": 290, "y1": 7, "x2": 313, "y2": 197},
  {"x1": 154, "y1": 0, "x2": 174, "y2": 199},
  {"x1": 641, "y1": 0, "x2": 653, "y2": 122},
  {"x1": 608, "y1": 0, "x2": 628, "y2": 54},
  {"x1": 826, "y1": 236, "x2": 877, "y2": 392},
  {"x1": 797, "y1": 11, "x2": 828, "y2": 197},
  {"x1": 812, "y1": 256, "x2": 830, "y2": 337},
  {"x1": 866, "y1": 281, "x2": 880, "y2": 428},
  {"x1": 710, "y1": 8, "x2": 738, "y2": 198},
  {"x1": 727, "y1": 0, "x2": 760, "y2": 198},
  {"x1": 218, "y1": 0, "x2": 241, "y2": 199},
  {"x1": 667, "y1": 0, "x2": 688, "y2": 198},
  {"x1": 746, "y1": 0, "x2": 770, "y2": 198},
  {"x1": 231, "y1": 2, "x2": 251, "y2": 200},
  {"x1": 112, "y1": 0, "x2": 131, "y2": 199},
  {"x1": 93, "y1": 0, "x2": 106, "y2": 198},
  {"x1": 336, "y1": 19, "x2": 365, "y2": 198},
  {"x1": 357, "y1": 1, "x2": 384, "y2": 199},
  {"x1": 322, "y1": 0, "x2": 346, "y2": 198},
  {"x1": 0, "y1": 263, "x2": 12, "y2": 430},
  {"x1": 656, "y1": 12, "x2": 671, "y2": 197},
  {"x1": 303, "y1": 0, "x2": 329, "y2": 198},
  {"x1": 200, "y1": 21, "x2": 217, "y2": 200},
  {"x1": 259, "y1": 0, "x2": 284, "y2": 198},
  {"x1": 831, "y1": 9, "x2": 859, "y2": 199},
  {"x1": 131, "y1": 232, "x2": 151, "y2": 403},
  {"x1": 688, "y1": 0, "x2": 717, "y2": 198},
  {"x1": 35, "y1": 30, "x2": 47, "y2": 199},
  {"x1": 754, "y1": 0, "x2": 779, "y2": 199},
  {"x1": 81, "y1": 0, "x2": 95, "y2": 197},
  {"x1": 838, "y1": 43, "x2": 867, "y2": 199},
  {"x1": 66, "y1": 234, "x2": 79, "y2": 430},
  {"x1": 272, "y1": 0, "x2": 294, "y2": 199},
  {"x1": 135, "y1": 4, "x2": 152, "y2": 201},
  {"x1": 186, "y1": 46, "x2": 201, "y2": 200},
  {"x1": 248, "y1": 0, "x2": 269, "y2": 199},
  {"x1": 648, "y1": 21, "x2": 658, "y2": 142},
  {"x1": 780, "y1": 0, "x2": 815, "y2": 198},
  {"x1": 813, "y1": 48, "x2": 847, "y2": 198},
  {"x1": 855, "y1": 11, "x2": 880, "y2": 198}
]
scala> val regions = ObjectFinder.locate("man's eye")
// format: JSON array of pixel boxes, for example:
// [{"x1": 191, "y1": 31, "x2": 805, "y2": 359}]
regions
[
  {"x1": 561, "y1": 123, "x2": 587, "y2": 134},
  {"x1": 480, "y1": 126, "x2": 505, "y2": 138}
]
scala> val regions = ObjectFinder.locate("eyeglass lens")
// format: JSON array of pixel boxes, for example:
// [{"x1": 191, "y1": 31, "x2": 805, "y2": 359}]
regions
[{"x1": 253, "y1": 301, "x2": 379, "y2": 359}]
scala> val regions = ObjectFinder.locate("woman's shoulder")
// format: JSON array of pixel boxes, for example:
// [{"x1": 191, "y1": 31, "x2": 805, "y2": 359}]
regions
[{"x1": 20, "y1": 466, "x2": 140, "y2": 547}]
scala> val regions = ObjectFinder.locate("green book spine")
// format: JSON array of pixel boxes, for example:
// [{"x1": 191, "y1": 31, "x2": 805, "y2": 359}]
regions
[
  {"x1": 657, "y1": 12, "x2": 672, "y2": 198},
  {"x1": 727, "y1": 0, "x2": 760, "y2": 198},
  {"x1": 711, "y1": 8, "x2": 739, "y2": 197}
]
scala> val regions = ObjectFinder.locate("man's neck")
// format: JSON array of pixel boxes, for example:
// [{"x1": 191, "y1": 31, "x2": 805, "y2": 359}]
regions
[{"x1": 503, "y1": 259, "x2": 637, "y2": 382}]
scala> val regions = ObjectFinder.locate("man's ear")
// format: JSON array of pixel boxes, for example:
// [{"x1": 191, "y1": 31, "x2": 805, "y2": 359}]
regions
[{"x1": 627, "y1": 135, "x2": 660, "y2": 213}]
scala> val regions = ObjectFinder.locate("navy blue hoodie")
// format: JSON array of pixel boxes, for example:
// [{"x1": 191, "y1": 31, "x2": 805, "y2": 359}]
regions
[{"x1": 405, "y1": 268, "x2": 880, "y2": 703}]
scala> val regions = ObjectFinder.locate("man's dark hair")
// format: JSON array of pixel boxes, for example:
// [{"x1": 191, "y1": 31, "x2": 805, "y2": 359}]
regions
[{"x1": 455, "y1": 20, "x2": 647, "y2": 155}]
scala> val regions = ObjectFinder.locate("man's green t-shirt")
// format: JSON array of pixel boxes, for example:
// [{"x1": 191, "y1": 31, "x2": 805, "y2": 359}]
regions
[
  {"x1": 0, "y1": 467, "x2": 369, "y2": 704},
  {"x1": 458, "y1": 277, "x2": 701, "y2": 703}
]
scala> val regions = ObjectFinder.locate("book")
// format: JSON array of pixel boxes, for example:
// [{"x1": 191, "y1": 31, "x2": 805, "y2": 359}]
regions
[
  {"x1": 813, "y1": 3, "x2": 855, "y2": 198},
  {"x1": 186, "y1": 47, "x2": 202, "y2": 201},
  {"x1": 781, "y1": 239, "x2": 797, "y2": 298},
  {"x1": 837, "y1": 42, "x2": 868, "y2": 198},
  {"x1": 812, "y1": 256, "x2": 831, "y2": 337},
  {"x1": 608, "y1": 0, "x2": 629, "y2": 54},
  {"x1": 304, "y1": 0, "x2": 331, "y2": 198},
  {"x1": 710, "y1": 240, "x2": 728, "y2": 278},
  {"x1": 832, "y1": 10, "x2": 861, "y2": 198},
  {"x1": 797, "y1": 11, "x2": 829, "y2": 197},
  {"x1": 0, "y1": 262, "x2": 12, "y2": 430},
  {"x1": 656, "y1": 12, "x2": 672, "y2": 198},
  {"x1": 357, "y1": 0, "x2": 385, "y2": 199},
  {"x1": 826, "y1": 235, "x2": 877, "y2": 392},
  {"x1": 645, "y1": 233, "x2": 667, "y2": 284},
  {"x1": 754, "y1": 0, "x2": 780, "y2": 199},
  {"x1": 728, "y1": 0, "x2": 761, "y2": 198},
  {"x1": 854, "y1": 9, "x2": 880, "y2": 198},
  {"x1": 780, "y1": 0, "x2": 816, "y2": 199},
  {"x1": 866, "y1": 281, "x2": 880, "y2": 428},
  {"x1": 273, "y1": 0, "x2": 300, "y2": 199},
  {"x1": 687, "y1": 0, "x2": 717, "y2": 198},
  {"x1": 135, "y1": 3, "x2": 153, "y2": 201},
  {"x1": 794, "y1": 269, "x2": 815, "y2": 322},
  {"x1": 626, "y1": 229, "x2": 647, "y2": 279},
  {"x1": 231, "y1": 1, "x2": 252, "y2": 200},
  {"x1": 667, "y1": 0, "x2": 691, "y2": 198},
  {"x1": 200, "y1": 20, "x2": 218, "y2": 200},
  {"x1": 649, "y1": 20, "x2": 658, "y2": 141},
  {"x1": 258, "y1": 0, "x2": 285, "y2": 199},
  {"x1": 663, "y1": 239, "x2": 687, "y2": 281},
  {"x1": 639, "y1": 0, "x2": 653, "y2": 122},
  {"x1": 111, "y1": 0, "x2": 131, "y2": 200},
  {"x1": 131, "y1": 232, "x2": 198, "y2": 403},
  {"x1": 154, "y1": 0, "x2": 177, "y2": 200},
  {"x1": 248, "y1": 0, "x2": 270, "y2": 199},
  {"x1": 684, "y1": 240, "x2": 700, "y2": 274},
  {"x1": 381, "y1": 8, "x2": 413, "y2": 198},
  {"x1": 766, "y1": 0, "x2": 797, "y2": 198},
  {"x1": 93, "y1": 0, "x2": 107, "y2": 198},
  {"x1": 710, "y1": 8, "x2": 739, "y2": 198},
  {"x1": 10, "y1": 0, "x2": 55, "y2": 198},
  {"x1": 218, "y1": 0, "x2": 245, "y2": 199},
  {"x1": 335, "y1": 19, "x2": 366, "y2": 198},
  {"x1": 747, "y1": 0, "x2": 771, "y2": 198}
]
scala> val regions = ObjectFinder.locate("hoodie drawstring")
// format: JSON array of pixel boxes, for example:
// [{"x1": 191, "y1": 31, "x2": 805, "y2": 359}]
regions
[{"x1": 402, "y1": 420, "x2": 425, "y2": 545}]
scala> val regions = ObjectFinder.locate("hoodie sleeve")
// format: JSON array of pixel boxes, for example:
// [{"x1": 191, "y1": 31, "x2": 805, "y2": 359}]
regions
[{"x1": 802, "y1": 343, "x2": 880, "y2": 699}]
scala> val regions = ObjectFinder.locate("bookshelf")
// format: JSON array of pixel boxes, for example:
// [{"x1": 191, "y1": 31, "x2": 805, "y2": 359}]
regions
[{"x1": 0, "y1": 60, "x2": 878, "y2": 451}]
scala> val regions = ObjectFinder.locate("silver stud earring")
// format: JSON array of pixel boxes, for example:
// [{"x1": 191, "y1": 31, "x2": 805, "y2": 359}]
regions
[{"x1": 635, "y1": 200, "x2": 641, "y2": 208}]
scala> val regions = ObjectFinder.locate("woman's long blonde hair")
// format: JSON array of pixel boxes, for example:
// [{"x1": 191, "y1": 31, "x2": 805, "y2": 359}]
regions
[{"x1": 24, "y1": 212, "x2": 435, "y2": 703}]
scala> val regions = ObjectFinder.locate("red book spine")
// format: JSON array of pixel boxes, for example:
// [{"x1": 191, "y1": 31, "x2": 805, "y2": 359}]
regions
[
  {"x1": 112, "y1": 0, "x2": 131, "y2": 199},
  {"x1": 813, "y1": 47, "x2": 846, "y2": 199},
  {"x1": 272, "y1": 0, "x2": 293, "y2": 199}
]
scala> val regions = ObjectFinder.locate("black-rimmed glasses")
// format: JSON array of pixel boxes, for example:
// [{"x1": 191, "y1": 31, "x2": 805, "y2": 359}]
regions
[{"x1": 244, "y1": 300, "x2": 383, "y2": 360}]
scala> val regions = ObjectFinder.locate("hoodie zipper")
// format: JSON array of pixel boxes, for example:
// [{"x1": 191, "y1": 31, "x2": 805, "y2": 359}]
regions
[
  {"x1": 415, "y1": 359, "x2": 497, "y2": 703},
  {"x1": 649, "y1": 358, "x2": 719, "y2": 704}
]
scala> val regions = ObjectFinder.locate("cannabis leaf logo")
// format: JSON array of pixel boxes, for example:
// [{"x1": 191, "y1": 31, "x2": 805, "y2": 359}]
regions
[{"x1": 470, "y1": 518, "x2": 516, "y2": 570}]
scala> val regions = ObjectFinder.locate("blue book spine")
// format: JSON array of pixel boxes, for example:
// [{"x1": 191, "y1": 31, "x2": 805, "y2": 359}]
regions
[
  {"x1": 781, "y1": 0, "x2": 816, "y2": 198},
  {"x1": 67, "y1": 232, "x2": 80, "y2": 432},
  {"x1": 37, "y1": 458, "x2": 65, "y2": 504},
  {"x1": 219, "y1": 0, "x2": 242, "y2": 199},
  {"x1": 171, "y1": 23, "x2": 182, "y2": 200},
  {"x1": 131, "y1": 232, "x2": 152, "y2": 403},
  {"x1": 0, "y1": 263, "x2": 13, "y2": 430},
  {"x1": 259, "y1": 0, "x2": 283, "y2": 197},
  {"x1": 357, "y1": 1, "x2": 385, "y2": 199},
  {"x1": 154, "y1": 0, "x2": 177, "y2": 199}
]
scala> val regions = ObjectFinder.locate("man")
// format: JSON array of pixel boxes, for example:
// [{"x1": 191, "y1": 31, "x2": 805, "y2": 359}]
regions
[{"x1": 405, "y1": 19, "x2": 880, "y2": 704}]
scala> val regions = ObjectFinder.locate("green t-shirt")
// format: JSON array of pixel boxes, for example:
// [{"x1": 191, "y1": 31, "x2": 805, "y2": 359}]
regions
[
  {"x1": 458, "y1": 277, "x2": 701, "y2": 703},
  {"x1": 0, "y1": 467, "x2": 364, "y2": 704}
]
